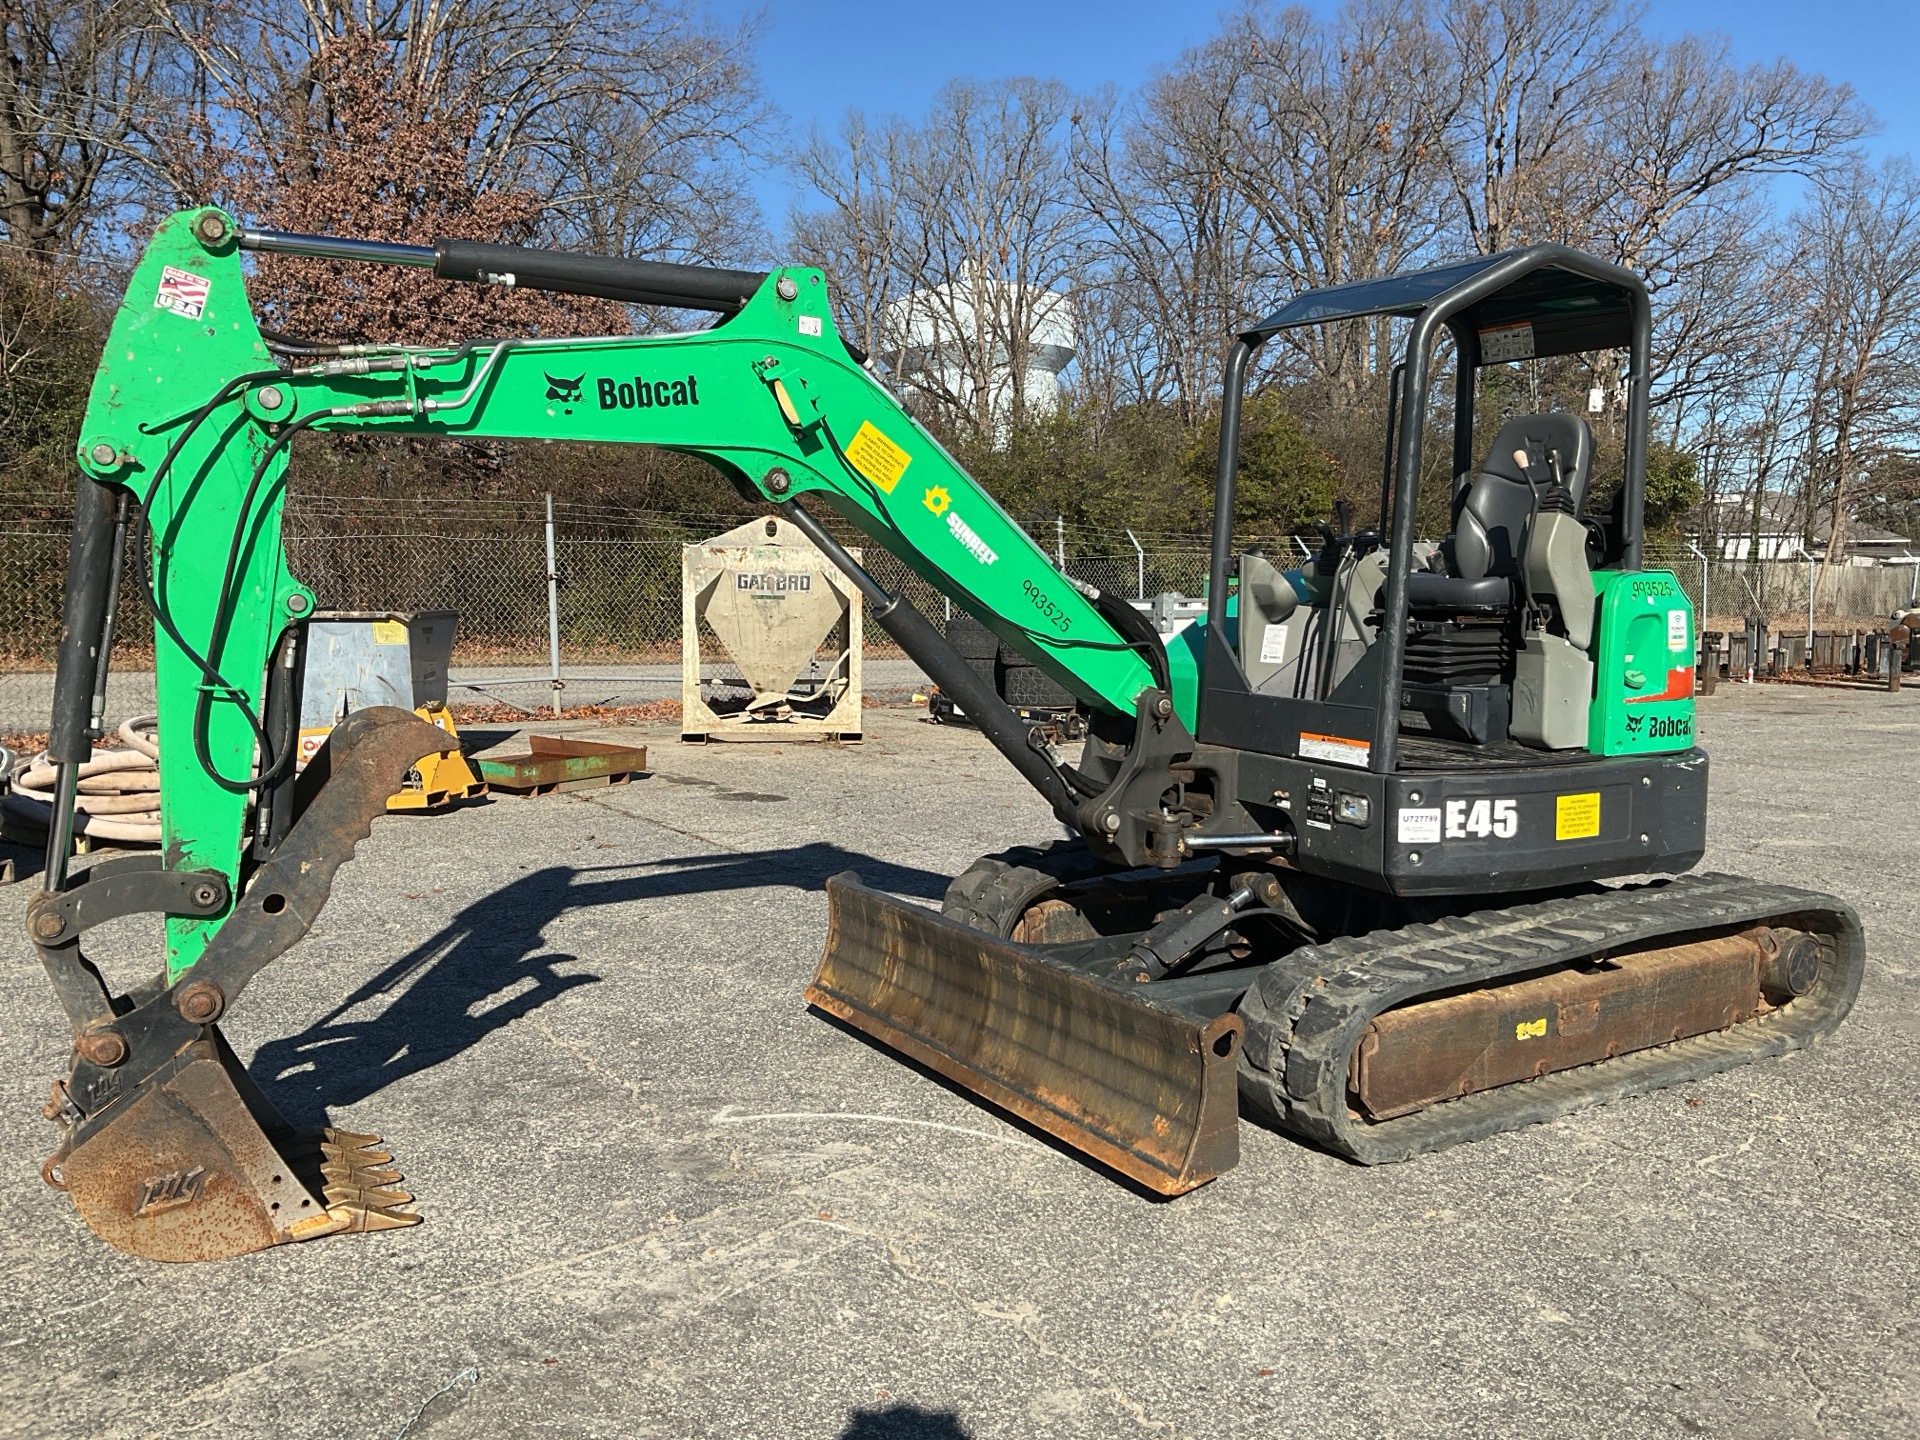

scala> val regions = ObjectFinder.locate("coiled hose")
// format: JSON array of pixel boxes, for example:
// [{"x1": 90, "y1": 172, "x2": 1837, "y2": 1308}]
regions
[{"x1": 3, "y1": 716, "x2": 162, "y2": 844}]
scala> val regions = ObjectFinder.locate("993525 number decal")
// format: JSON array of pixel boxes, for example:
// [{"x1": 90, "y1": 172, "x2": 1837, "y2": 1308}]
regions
[{"x1": 1021, "y1": 578, "x2": 1071, "y2": 633}]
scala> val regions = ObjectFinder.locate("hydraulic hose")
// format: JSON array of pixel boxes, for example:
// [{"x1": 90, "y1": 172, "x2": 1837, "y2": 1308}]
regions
[{"x1": 7, "y1": 717, "x2": 162, "y2": 844}]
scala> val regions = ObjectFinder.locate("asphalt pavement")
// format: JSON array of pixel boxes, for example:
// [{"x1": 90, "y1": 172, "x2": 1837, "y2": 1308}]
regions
[{"x1": 0, "y1": 684, "x2": 1914, "y2": 1438}]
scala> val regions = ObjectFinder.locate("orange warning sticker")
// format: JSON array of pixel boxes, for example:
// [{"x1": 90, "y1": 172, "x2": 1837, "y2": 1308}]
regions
[{"x1": 1298, "y1": 732, "x2": 1370, "y2": 768}]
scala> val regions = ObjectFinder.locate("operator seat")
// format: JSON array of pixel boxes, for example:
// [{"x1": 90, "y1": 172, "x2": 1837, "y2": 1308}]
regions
[
  {"x1": 1396, "y1": 413, "x2": 1599, "y2": 748},
  {"x1": 1408, "y1": 412, "x2": 1594, "y2": 614}
]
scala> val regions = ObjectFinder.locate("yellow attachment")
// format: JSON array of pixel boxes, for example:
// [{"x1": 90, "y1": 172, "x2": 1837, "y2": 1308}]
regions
[{"x1": 386, "y1": 703, "x2": 486, "y2": 811}]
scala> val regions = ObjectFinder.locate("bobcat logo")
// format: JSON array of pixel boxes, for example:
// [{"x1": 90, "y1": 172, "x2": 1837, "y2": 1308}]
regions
[
  {"x1": 544, "y1": 373, "x2": 585, "y2": 408},
  {"x1": 1624, "y1": 713, "x2": 1644, "y2": 737}
]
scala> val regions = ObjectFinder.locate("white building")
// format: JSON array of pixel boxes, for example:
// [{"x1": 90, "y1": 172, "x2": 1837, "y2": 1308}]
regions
[
  {"x1": 1709, "y1": 497, "x2": 1911, "y2": 565},
  {"x1": 879, "y1": 281, "x2": 1075, "y2": 439}
]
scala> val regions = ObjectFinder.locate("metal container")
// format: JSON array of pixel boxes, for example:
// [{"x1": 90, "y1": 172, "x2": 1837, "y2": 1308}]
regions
[{"x1": 298, "y1": 610, "x2": 459, "y2": 766}]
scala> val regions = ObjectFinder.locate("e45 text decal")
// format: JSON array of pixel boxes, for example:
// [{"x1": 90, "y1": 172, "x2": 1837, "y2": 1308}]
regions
[{"x1": 1445, "y1": 798, "x2": 1517, "y2": 839}]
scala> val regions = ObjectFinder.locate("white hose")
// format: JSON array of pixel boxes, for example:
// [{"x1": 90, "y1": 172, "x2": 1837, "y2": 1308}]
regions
[{"x1": 4, "y1": 715, "x2": 163, "y2": 844}]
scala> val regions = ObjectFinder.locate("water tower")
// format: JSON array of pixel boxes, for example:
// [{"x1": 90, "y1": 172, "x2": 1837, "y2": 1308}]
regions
[{"x1": 880, "y1": 281, "x2": 1075, "y2": 440}]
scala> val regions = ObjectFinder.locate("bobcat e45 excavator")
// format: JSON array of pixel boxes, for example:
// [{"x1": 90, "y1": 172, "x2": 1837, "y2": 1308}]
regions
[{"x1": 30, "y1": 208, "x2": 1863, "y2": 1261}]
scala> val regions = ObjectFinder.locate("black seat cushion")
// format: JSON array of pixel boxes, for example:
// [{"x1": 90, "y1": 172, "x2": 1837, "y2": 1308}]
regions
[
  {"x1": 1443, "y1": 412, "x2": 1596, "y2": 583},
  {"x1": 1401, "y1": 571, "x2": 1511, "y2": 613},
  {"x1": 1479, "y1": 413, "x2": 1593, "y2": 511}
]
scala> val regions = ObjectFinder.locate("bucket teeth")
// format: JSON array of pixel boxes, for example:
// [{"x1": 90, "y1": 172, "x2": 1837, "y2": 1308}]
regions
[
  {"x1": 317, "y1": 1127, "x2": 421, "y2": 1232},
  {"x1": 322, "y1": 1163, "x2": 403, "y2": 1187}
]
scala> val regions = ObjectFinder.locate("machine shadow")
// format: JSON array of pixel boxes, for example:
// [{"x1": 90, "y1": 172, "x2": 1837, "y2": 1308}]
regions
[
  {"x1": 838, "y1": 1404, "x2": 974, "y2": 1439},
  {"x1": 250, "y1": 842, "x2": 952, "y2": 1128}
]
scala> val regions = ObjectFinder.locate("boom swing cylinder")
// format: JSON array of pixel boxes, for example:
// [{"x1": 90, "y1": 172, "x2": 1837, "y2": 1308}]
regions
[{"x1": 30, "y1": 209, "x2": 1864, "y2": 1261}]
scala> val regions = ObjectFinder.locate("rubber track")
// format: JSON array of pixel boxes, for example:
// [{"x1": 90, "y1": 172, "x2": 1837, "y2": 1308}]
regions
[
  {"x1": 942, "y1": 841, "x2": 1110, "y2": 937},
  {"x1": 1236, "y1": 872, "x2": 1866, "y2": 1164}
]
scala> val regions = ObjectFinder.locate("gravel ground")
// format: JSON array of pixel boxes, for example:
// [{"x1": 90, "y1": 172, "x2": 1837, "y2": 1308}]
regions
[{"x1": 0, "y1": 684, "x2": 1914, "y2": 1439}]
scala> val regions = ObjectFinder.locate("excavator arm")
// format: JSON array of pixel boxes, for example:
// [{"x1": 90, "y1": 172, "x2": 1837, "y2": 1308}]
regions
[
  {"x1": 75, "y1": 209, "x2": 1171, "y2": 973},
  {"x1": 32, "y1": 209, "x2": 1217, "y2": 1257}
]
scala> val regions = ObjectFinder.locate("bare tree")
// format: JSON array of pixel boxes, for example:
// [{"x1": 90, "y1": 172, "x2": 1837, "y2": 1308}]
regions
[
  {"x1": 1211, "y1": 0, "x2": 1452, "y2": 400},
  {"x1": 793, "y1": 78, "x2": 1085, "y2": 437},
  {"x1": 1431, "y1": 0, "x2": 1636, "y2": 255},
  {"x1": 1589, "y1": 35, "x2": 1869, "y2": 430},
  {"x1": 1796, "y1": 159, "x2": 1920, "y2": 595},
  {"x1": 790, "y1": 111, "x2": 923, "y2": 379},
  {"x1": 1071, "y1": 65, "x2": 1268, "y2": 421},
  {"x1": 0, "y1": 0, "x2": 168, "y2": 253}
]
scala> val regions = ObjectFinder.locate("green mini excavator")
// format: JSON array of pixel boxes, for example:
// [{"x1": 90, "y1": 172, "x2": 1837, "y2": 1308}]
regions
[{"x1": 30, "y1": 208, "x2": 1862, "y2": 1260}]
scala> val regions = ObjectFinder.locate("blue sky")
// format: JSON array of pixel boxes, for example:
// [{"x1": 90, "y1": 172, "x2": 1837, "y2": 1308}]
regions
[{"x1": 719, "y1": 0, "x2": 1918, "y2": 229}]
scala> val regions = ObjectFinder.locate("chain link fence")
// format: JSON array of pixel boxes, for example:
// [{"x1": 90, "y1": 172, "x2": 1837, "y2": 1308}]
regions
[
  {"x1": 0, "y1": 494, "x2": 1230, "y2": 738},
  {"x1": 1642, "y1": 537, "x2": 1920, "y2": 636},
  {"x1": 4, "y1": 492, "x2": 1914, "y2": 741}
]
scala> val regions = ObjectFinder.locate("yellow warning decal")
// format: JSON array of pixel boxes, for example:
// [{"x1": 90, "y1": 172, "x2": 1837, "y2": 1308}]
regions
[
  {"x1": 844, "y1": 420, "x2": 911, "y2": 494},
  {"x1": 1555, "y1": 791, "x2": 1601, "y2": 840},
  {"x1": 1515, "y1": 1018, "x2": 1547, "y2": 1040},
  {"x1": 371, "y1": 620, "x2": 407, "y2": 645}
]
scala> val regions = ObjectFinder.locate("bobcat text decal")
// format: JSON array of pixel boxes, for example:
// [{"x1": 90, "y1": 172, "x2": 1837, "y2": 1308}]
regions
[{"x1": 598, "y1": 374, "x2": 700, "y2": 410}]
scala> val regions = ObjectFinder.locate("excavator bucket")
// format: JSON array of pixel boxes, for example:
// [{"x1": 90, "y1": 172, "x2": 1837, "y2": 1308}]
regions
[
  {"x1": 38, "y1": 706, "x2": 455, "y2": 1261},
  {"x1": 806, "y1": 874, "x2": 1242, "y2": 1195},
  {"x1": 51, "y1": 1032, "x2": 419, "y2": 1262}
]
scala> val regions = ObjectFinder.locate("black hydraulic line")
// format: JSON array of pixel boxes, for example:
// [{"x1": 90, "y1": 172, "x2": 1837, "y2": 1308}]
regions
[
  {"x1": 1087, "y1": 585, "x2": 1172, "y2": 694},
  {"x1": 87, "y1": 491, "x2": 130, "y2": 743},
  {"x1": 777, "y1": 501, "x2": 1082, "y2": 829},
  {"x1": 236, "y1": 226, "x2": 768, "y2": 315},
  {"x1": 257, "y1": 325, "x2": 346, "y2": 357},
  {"x1": 185, "y1": 408, "x2": 330, "y2": 794},
  {"x1": 126, "y1": 367, "x2": 291, "y2": 796},
  {"x1": 45, "y1": 475, "x2": 121, "y2": 888}
]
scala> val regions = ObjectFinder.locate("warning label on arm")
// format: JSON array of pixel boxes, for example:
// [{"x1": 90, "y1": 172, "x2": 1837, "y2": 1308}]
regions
[{"x1": 844, "y1": 421, "x2": 912, "y2": 494}]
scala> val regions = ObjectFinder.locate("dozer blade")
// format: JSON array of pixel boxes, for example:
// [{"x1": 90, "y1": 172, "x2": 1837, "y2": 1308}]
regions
[
  {"x1": 38, "y1": 705, "x2": 452, "y2": 1261},
  {"x1": 806, "y1": 873, "x2": 1242, "y2": 1195}
]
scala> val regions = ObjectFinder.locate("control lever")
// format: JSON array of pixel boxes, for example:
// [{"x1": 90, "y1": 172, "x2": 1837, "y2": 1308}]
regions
[{"x1": 1511, "y1": 447, "x2": 1545, "y2": 628}]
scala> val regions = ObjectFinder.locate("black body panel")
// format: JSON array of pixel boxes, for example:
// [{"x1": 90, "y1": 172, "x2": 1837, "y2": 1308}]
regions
[{"x1": 1230, "y1": 747, "x2": 1708, "y2": 898}]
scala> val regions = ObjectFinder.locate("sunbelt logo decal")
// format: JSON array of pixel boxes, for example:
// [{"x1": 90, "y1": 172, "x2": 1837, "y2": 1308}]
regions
[
  {"x1": 947, "y1": 511, "x2": 996, "y2": 565},
  {"x1": 921, "y1": 485, "x2": 994, "y2": 564}
]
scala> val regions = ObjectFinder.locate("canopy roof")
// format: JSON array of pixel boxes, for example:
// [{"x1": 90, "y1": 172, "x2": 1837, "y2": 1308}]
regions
[{"x1": 1245, "y1": 245, "x2": 1642, "y2": 361}]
